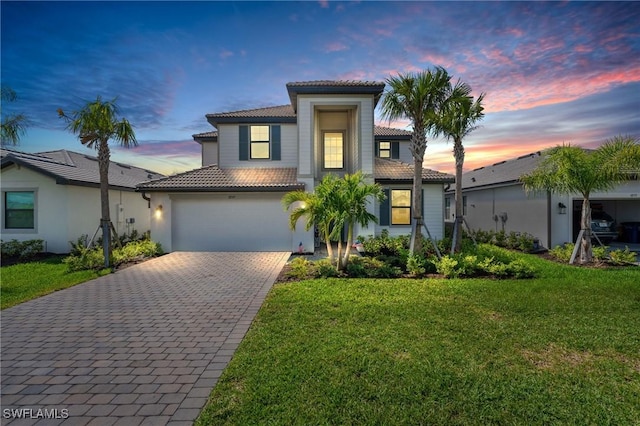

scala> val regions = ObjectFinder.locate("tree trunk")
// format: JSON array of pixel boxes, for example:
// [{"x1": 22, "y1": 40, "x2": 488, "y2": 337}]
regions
[
  {"x1": 340, "y1": 223, "x2": 354, "y2": 270},
  {"x1": 409, "y1": 126, "x2": 426, "y2": 256},
  {"x1": 452, "y1": 138, "x2": 465, "y2": 253},
  {"x1": 579, "y1": 195, "x2": 592, "y2": 264},
  {"x1": 98, "y1": 140, "x2": 112, "y2": 268},
  {"x1": 324, "y1": 228, "x2": 334, "y2": 262}
]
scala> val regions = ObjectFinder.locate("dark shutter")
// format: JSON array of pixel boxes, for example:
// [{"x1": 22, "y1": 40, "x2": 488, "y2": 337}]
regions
[
  {"x1": 271, "y1": 125, "x2": 281, "y2": 161},
  {"x1": 375, "y1": 141, "x2": 380, "y2": 157},
  {"x1": 380, "y1": 188, "x2": 390, "y2": 226},
  {"x1": 391, "y1": 142, "x2": 400, "y2": 159},
  {"x1": 239, "y1": 125, "x2": 249, "y2": 161},
  {"x1": 421, "y1": 188, "x2": 425, "y2": 217}
]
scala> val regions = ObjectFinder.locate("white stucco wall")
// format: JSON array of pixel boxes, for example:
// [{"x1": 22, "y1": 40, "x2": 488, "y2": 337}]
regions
[{"x1": 1, "y1": 165, "x2": 151, "y2": 253}]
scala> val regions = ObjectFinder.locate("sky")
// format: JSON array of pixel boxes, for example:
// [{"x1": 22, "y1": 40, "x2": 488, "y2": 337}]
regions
[{"x1": 1, "y1": 1, "x2": 639, "y2": 176}]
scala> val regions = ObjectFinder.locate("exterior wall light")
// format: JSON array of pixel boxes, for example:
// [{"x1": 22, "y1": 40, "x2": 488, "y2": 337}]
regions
[
  {"x1": 558, "y1": 202, "x2": 567, "y2": 215},
  {"x1": 155, "y1": 204, "x2": 163, "y2": 219}
]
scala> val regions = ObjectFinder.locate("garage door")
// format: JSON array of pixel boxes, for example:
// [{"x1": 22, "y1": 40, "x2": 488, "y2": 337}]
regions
[{"x1": 171, "y1": 193, "x2": 292, "y2": 251}]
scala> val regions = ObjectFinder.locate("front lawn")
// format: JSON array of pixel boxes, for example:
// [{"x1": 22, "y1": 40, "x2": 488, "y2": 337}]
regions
[
  {"x1": 197, "y1": 253, "x2": 640, "y2": 425},
  {"x1": 0, "y1": 256, "x2": 107, "y2": 309}
]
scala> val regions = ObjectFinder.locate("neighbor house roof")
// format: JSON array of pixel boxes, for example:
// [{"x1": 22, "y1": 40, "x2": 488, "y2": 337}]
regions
[
  {"x1": 374, "y1": 158, "x2": 454, "y2": 184},
  {"x1": 192, "y1": 130, "x2": 218, "y2": 143},
  {"x1": 374, "y1": 125, "x2": 412, "y2": 139},
  {"x1": 137, "y1": 165, "x2": 304, "y2": 192},
  {"x1": 286, "y1": 80, "x2": 386, "y2": 111},
  {"x1": 1, "y1": 148, "x2": 164, "y2": 191},
  {"x1": 456, "y1": 151, "x2": 544, "y2": 191}
]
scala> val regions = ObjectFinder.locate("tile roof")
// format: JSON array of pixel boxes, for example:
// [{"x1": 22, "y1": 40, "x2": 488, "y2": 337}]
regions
[
  {"x1": 192, "y1": 130, "x2": 218, "y2": 142},
  {"x1": 374, "y1": 158, "x2": 454, "y2": 183},
  {"x1": 1, "y1": 148, "x2": 164, "y2": 190},
  {"x1": 137, "y1": 165, "x2": 304, "y2": 192},
  {"x1": 206, "y1": 105, "x2": 296, "y2": 126},
  {"x1": 458, "y1": 151, "x2": 544, "y2": 190},
  {"x1": 374, "y1": 125, "x2": 412, "y2": 138},
  {"x1": 286, "y1": 80, "x2": 386, "y2": 111}
]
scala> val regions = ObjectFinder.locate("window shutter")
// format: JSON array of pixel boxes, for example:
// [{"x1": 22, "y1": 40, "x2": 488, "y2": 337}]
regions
[
  {"x1": 271, "y1": 125, "x2": 281, "y2": 161},
  {"x1": 391, "y1": 142, "x2": 400, "y2": 159},
  {"x1": 239, "y1": 125, "x2": 249, "y2": 161},
  {"x1": 380, "y1": 188, "x2": 390, "y2": 226},
  {"x1": 375, "y1": 141, "x2": 380, "y2": 157},
  {"x1": 421, "y1": 188, "x2": 425, "y2": 217}
]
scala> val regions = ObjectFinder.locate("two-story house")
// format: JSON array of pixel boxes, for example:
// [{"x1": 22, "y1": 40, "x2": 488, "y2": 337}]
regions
[{"x1": 138, "y1": 80, "x2": 454, "y2": 252}]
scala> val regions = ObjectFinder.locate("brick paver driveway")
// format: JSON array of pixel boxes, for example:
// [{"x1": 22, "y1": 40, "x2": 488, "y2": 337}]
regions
[{"x1": 1, "y1": 252, "x2": 289, "y2": 425}]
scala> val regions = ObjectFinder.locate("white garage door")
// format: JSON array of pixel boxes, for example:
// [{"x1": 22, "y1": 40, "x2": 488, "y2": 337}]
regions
[{"x1": 171, "y1": 193, "x2": 292, "y2": 251}]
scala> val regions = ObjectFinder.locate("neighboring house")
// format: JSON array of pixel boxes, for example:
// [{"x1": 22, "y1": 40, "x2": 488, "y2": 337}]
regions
[
  {"x1": 138, "y1": 80, "x2": 454, "y2": 253},
  {"x1": 445, "y1": 151, "x2": 640, "y2": 248},
  {"x1": 1, "y1": 149, "x2": 164, "y2": 253}
]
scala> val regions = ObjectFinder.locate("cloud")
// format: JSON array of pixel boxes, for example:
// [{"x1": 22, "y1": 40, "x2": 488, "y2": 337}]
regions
[
  {"x1": 324, "y1": 42, "x2": 349, "y2": 53},
  {"x1": 219, "y1": 49, "x2": 234, "y2": 59}
]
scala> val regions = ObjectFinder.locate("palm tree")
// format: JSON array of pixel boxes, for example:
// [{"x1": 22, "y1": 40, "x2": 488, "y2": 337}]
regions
[
  {"x1": 521, "y1": 136, "x2": 640, "y2": 264},
  {"x1": 1, "y1": 86, "x2": 28, "y2": 146},
  {"x1": 282, "y1": 174, "x2": 342, "y2": 262},
  {"x1": 335, "y1": 171, "x2": 385, "y2": 270},
  {"x1": 379, "y1": 67, "x2": 452, "y2": 254},
  {"x1": 58, "y1": 96, "x2": 137, "y2": 268},
  {"x1": 438, "y1": 80, "x2": 485, "y2": 253}
]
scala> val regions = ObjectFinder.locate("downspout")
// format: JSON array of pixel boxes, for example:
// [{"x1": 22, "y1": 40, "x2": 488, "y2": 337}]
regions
[
  {"x1": 141, "y1": 192, "x2": 151, "y2": 208},
  {"x1": 547, "y1": 190, "x2": 552, "y2": 249}
]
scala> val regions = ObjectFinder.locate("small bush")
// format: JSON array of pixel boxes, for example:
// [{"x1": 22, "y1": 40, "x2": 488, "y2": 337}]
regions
[
  {"x1": 506, "y1": 258, "x2": 536, "y2": 278},
  {"x1": 434, "y1": 244, "x2": 536, "y2": 279},
  {"x1": 63, "y1": 247, "x2": 105, "y2": 271},
  {"x1": 1, "y1": 239, "x2": 44, "y2": 259},
  {"x1": 435, "y1": 256, "x2": 460, "y2": 278},
  {"x1": 406, "y1": 255, "x2": 426, "y2": 277},
  {"x1": 285, "y1": 257, "x2": 316, "y2": 280},
  {"x1": 549, "y1": 243, "x2": 574, "y2": 263},
  {"x1": 609, "y1": 247, "x2": 637, "y2": 265},
  {"x1": 316, "y1": 259, "x2": 341, "y2": 278}
]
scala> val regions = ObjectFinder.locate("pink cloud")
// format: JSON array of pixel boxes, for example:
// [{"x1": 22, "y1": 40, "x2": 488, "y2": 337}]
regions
[{"x1": 324, "y1": 42, "x2": 348, "y2": 53}]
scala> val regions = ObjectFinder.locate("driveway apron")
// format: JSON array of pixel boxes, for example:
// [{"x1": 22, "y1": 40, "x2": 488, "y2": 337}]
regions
[{"x1": 1, "y1": 251, "x2": 289, "y2": 425}]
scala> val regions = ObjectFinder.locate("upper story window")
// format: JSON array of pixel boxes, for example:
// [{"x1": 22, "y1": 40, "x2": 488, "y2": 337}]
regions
[
  {"x1": 323, "y1": 131, "x2": 344, "y2": 169},
  {"x1": 377, "y1": 141, "x2": 400, "y2": 159},
  {"x1": 250, "y1": 125, "x2": 270, "y2": 159},
  {"x1": 239, "y1": 125, "x2": 281, "y2": 161},
  {"x1": 4, "y1": 191, "x2": 35, "y2": 229}
]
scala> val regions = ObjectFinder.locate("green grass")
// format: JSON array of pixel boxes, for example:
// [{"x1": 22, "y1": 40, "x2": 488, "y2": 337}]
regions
[
  {"x1": 1, "y1": 256, "x2": 108, "y2": 309},
  {"x1": 197, "y1": 253, "x2": 640, "y2": 425}
]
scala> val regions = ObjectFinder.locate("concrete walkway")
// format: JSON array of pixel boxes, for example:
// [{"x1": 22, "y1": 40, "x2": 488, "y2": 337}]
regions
[{"x1": 1, "y1": 252, "x2": 289, "y2": 425}]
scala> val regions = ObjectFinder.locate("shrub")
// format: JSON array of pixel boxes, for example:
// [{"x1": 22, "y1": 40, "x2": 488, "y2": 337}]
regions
[
  {"x1": 63, "y1": 239, "x2": 163, "y2": 271},
  {"x1": 506, "y1": 258, "x2": 536, "y2": 278},
  {"x1": 1, "y1": 239, "x2": 44, "y2": 259},
  {"x1": 434, "y1": 244, "x2": 536, "y2": 279},
  {"x1": 435, "y1": 256, "x2": 460, "y2": 278},
  {"x1": 316, "y1": 259, "x2": 341, "y2": 278},
  {"x1": 608, "y1": 247, "x2": 638, "y2": 265},
  {"x1": 549, "y1": 243, "x2": 574, "y2": 263},
  {"x1": 406, "y1": 255, "x2": 426, "y2": 277},
  {"x1": 285, "y1": 257, "x2": 316, "y2": 280}
]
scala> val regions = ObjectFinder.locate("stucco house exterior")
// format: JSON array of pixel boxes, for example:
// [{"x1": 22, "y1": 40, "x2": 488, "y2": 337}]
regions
[
  {"x1": 1, "y1": 149, "x2": 164, "y2": 253},
  {"x1": 445, "y1": 151, "x2": 640, "y2": 249},
  {"x1": 138, "y1": 80, "x2": 454, "y2": 253}
]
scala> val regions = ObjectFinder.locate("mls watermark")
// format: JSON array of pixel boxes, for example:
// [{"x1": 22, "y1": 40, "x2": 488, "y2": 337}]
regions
[{"x1": 3, "y1": 407, "x2": 69, "y2": 420}]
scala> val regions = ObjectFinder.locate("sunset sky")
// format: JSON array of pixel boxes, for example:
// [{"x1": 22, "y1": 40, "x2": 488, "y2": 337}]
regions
[{"x1": 2, "y1": 1, "x2": 639, "y2": 176}]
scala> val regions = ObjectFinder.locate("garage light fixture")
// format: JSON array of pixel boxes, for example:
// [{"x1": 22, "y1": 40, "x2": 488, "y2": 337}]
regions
[
  {"x1": 558, "y1": 202, "x2": 567, "y2": 215},
  {"x1": 155, "y1": 204, "x2": 163, "y2": 219}
]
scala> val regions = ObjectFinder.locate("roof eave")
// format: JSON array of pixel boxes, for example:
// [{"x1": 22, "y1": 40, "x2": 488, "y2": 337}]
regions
[
  {"x1": 136, "y1": 184, "x2": 305, "y2": 193},
  {"x1": 206, "y1": 116, "x2": 297, "y2": 127}
]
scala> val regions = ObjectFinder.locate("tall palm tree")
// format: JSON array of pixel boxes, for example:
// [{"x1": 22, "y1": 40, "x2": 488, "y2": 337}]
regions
[
  {"x1": 282, "y1": 174, "x2": 342, "y2": 262},
  {"x1": 379, "y1": 67, "x2": 452, "y2": 254},
  {"x1": 1, "y1": 86, "x2": 28, "y2": 146},
  {"x1": 438, "y1": 80, "x2": 485, "y2": 253},
  {"x1": 335, "y1": 171, "x2": 385, "y2": 270},
  {"x1": 521, "y1": 136, "x2": 640, "y2": 264},
  {"x1": 58, "y1": 96, "x2": 137, "y2": 268}
]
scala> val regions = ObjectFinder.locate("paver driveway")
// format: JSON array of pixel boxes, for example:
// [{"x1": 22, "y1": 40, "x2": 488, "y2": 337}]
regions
[{"x1": 1, "y1": 252, "x2": 289, "y2": 425}]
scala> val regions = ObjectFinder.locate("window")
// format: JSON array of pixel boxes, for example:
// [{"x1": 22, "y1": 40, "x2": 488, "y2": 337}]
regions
[
  {"x1": 377, "y1": 141, "x2": 399, "y2": 159},
  {"x1": 323, "y1": 132, "x2": 344, "y2": 169},
  {"x1": 379, "y1": 141, "x2": 391, "y2": 158},
  {"x1": 463, "y1": 196, "x2": 467, "y2": 216},
  {"x1": 250, "y1": 125, "x2": 270, "y2": 159},
  {"x1": 445, "y1": 196, "x2": 451, "y2": 219},
  {"x1": 391, "y1": 189, "x2": 411, "y2": 225},
  {"x1": 4, "y1": 191, "x2": 35, "y2": 229}
]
